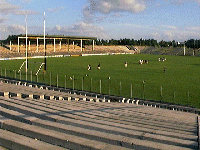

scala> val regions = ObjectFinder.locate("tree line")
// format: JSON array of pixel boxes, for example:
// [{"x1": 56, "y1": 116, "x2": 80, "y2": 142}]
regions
[
  {"x1": 86, "y1": 38, "x2": 200, "y2": 49},
  {"x1": 2, "y1": 35, "x2": 200, "y2": 49}
]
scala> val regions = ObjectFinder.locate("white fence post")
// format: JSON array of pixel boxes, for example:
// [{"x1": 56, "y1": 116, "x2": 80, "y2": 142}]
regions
[
  {"x1": 57, "y1": 74, "x2": 59, "y2": 88},
  {"x1": 131, "y1": 84, "x2": 133, "y2": 99},
  {"x1": 82, "y1": 77, "x2": 84, "y2": 91},
  {"x1": 65, "y1": 75, "x2": 66, "y2": 89},
  {"x1": 100, "y1": 79, "x2": 102, "y2": 94},
  {"x1": 73, "y1": 75, "x2": 75, "y2": 90}
]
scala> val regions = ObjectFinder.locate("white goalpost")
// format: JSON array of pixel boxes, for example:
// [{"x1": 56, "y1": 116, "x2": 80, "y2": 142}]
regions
[
  {"x1": 18, "y1": 61, "x2": 26, "y2": 73},
  {"x1": 18, "y1": 61, "x2": 45, "y2": 76},
  {"x1": 35, "y1": 63, "x2": 45, "y2": 76}
]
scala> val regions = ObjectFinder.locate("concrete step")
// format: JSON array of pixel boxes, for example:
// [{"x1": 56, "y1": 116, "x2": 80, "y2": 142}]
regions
[
  {"x1": 31, "y1": 118, "x2": 197, "y2": 150},
  {"x1": 70, "y1": 110, "x2": 197, "y2": 140},
  {"x1": 3, "y1": 97, "x2": 197, "y2": 142},
  {"x1": 0, "y1": 98, "x2": 56, "y2": 122},
  {"x1": 0, "y1": 106, "x2": 34, "y2": 124},
  {"x1": 0, "y1": 129, "x2": 68, "y2": 150},
  {"x1": 7, "y1": 97, "x2": 195, "y2": 149},
  {"x1": 18, "y1": 97, "x2": 195, "y2": 136},
  {"x1": 0, "y1": 81, "x2": 104, "y2": 102},
  {"x1": 87, "y1": 110, "x2": 196, "y2": 133},
  {"x1": 40, "y1": 98, "x2": 196, "y2": 127},
  {"x1": 0, "y1": 83, "x2": 198, "y2": 150},
  {"x1": 1, "y1": 120, "x2": 129, "y2": 150},
  {"x1": 0, "y1": 146, "x2": 9, "y2": 150},
  {"x1": 0, "y1": 97, "x2": 197, "y2": 149}
]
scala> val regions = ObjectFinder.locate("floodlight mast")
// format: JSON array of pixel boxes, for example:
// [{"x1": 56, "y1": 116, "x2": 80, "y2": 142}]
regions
[
  {"x1": 25, "y1": 15, "x2": 28, "y2": 80},
  {"x1": 44, "y1": 12, "x2": 47, "y2": 71},
  {"x1": 184, "y1": 42, "x2": 186, "y2": 56}
]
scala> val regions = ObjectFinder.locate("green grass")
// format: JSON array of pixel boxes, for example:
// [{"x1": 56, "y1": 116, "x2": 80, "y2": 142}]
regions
[{"x1": 0, "y1": 54, "x2": 200, "y2": 108}]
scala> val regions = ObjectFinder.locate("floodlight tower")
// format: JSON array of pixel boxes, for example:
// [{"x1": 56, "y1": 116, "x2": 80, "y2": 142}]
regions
[
  {"x1": 183, "y1": 42, "x2": 186, "y2": 56},
  {"x1": 25, "y1": 15, "x2": 28, "y2": 80},
  {"x1": 44, "y1": 12, "x2": 47, "y2": 72}
]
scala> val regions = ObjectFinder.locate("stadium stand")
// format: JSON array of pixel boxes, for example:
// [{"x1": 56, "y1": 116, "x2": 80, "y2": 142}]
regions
[
  {"x1": 1, "y1": 44, "x2": 132, "y2": 58},
  {"x1": 0, "y1": 78, "x2": 199, "y2": 150},
  {"x1": 0, "y1": 46, "x2": 14, "y2": 58}
]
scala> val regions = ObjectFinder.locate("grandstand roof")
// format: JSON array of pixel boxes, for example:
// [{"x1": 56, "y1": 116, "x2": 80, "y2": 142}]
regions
[{"x1": 7, "y1": 34, "x2": 97, "y2": 41}]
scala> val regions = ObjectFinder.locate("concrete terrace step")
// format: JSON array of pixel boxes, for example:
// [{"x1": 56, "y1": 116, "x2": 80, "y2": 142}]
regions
[
  {"x1": 0, "y1": 106, "x2": 35, "y2": 124},
  {"x1": 0, "y1": 79, "x2": 199, "y2": 149},
  {"x1": 1, "y1": 120, "x2": 129, "y2": 150},
  {"x1": 0, "y1": 129, "x2": 68, "y2": 150},
  {"x1": 31, "y1": 118, "x2": 197, "y2": 150},
  {"x1": 0, "y1": 81, "x2": 107, "y2": 102},
  {"x1": 0, "y1": 98, "x2": 57, "y2": 122},
  {"x1": 0, "y1": 98, "x2": 197, "y2": 150},
  {"x1": 3, "y1": 96, "x2": 198, "y2": 140},
  {"x1": 0, "y1": 97, "x2": 198, "y2": 149},
  {"x1": 0, "y1": 146, "x2": 9, "y2": 150},
  {"x1": 3, "y1": 97, "x2": 199, "y2": 149},
  {"x1": 25, "y1": 98, "x2": 196, "y2": 135},
  {"x1": 2, "y1": 97, "x2": 197, "y2": 147}
]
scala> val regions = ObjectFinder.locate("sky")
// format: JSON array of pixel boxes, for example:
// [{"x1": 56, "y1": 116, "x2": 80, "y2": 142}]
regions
[{"x1": 0, "y1": 0, "x2": 200, "y2": 41}]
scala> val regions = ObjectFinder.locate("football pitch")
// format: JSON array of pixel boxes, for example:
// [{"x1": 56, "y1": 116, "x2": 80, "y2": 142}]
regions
[{"x1": 0, "y1": 54, "x2": 200, "y2": 108}]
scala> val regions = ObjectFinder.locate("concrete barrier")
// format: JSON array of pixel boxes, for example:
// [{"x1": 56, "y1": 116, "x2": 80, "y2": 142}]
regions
[
  {"x1": 0, "y1": 77, "x2": 199, "y2": 115},
  {"x1": 40, "y1": 95, "x2": 44, "y2": 100},
  {"x1": 74, "y1": 97, "x2": 79, "y2": 101},
  {"x1": 136, "y1": 100, "x2": 139, "y2": 105},
  {"x1": 50, "y1": 96, "x2": 54, "y2": 100},
  {"x1": 4, "y1": 92, "x2": 9, "y2": 98},
  {"x1": 102, "y1": 99, "x2": 106, "y2": 103},
  {"x1": 82, "y1": 97, "x2": 87, "y2": 101},
  {"x1": 17, "y1": 93, "x2": 21, "y2": 98},
  {"x1": 63, "y1": 97, "x2": 71, "y2": 101},
  {"x1": 29, "y1": 94, "x2": 33, "y2": 99},
  {"x1": 95, "y1": 99, "x2": 99, "y2": 102}
]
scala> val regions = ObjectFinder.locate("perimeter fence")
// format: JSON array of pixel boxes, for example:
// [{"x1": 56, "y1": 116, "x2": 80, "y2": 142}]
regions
[{"x1": 0, "y1": 67, "x2": 199, "y2": 108}]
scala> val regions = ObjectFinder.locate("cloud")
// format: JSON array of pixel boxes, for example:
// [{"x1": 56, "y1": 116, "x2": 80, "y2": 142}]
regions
[
  {"x1": 159, "y1": 25, "x2": 177, "y2": 30},
  {"x1": 151, "y1": 25, "x2": 200, "y2": 41},
  {"x1": 0, "y1": 24, "x2": 25, "y2": 39},
  {"x1": 0, "y1": 14, "x2": 7, "y2": 23},
  {"x1": 116, "y1": 23, "x2": 200, "y2": 41},
  {"x1": 91, "y1": 0, "x2": 146, "y2": 14},
  {"x1": 83, "y1": 0, "x2": 200, "y2": 23},
  {"x1": 0, "y1": 0, "x2": 38, "y2": 15},
  {"x1": 6, "y1": 24, "x2": 25, "y2": 34},
  {"x1": 14, "y1": 10, "x2": 39, "y2": 15},
  {"x1": 20, "y1": 0, "x2": 34, "y2": 3},
  {"x1": 169, "y1": 0, "x2": 200, "y2": 5},
  {"x1": 49, "y1": 22, "x2": 109, "y2": 39},
  {"x1": 0, "y1": 0, "x2": 19, "y2": 14},
  {"x1": 83, "y1": 0, "x2": 147, "y2": 22},
  {"x1": 186, "y1": 26, "x2": 200, "y2": 32},
  {"x1": 47, "y1": 7, "x2": 64, "y2": 13}
]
